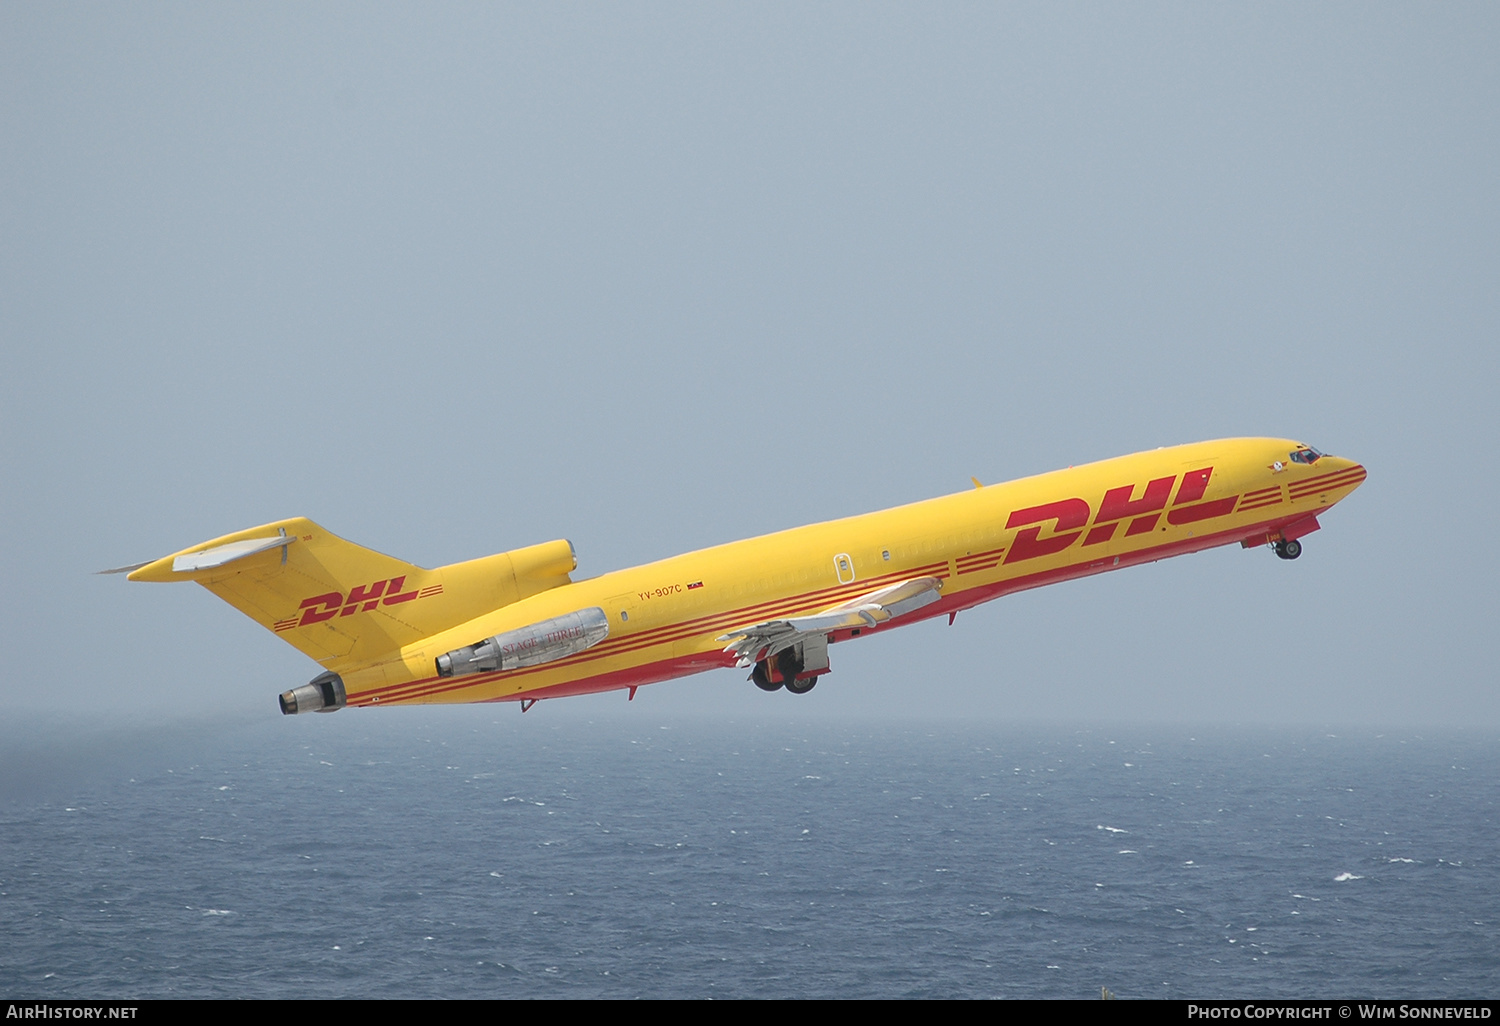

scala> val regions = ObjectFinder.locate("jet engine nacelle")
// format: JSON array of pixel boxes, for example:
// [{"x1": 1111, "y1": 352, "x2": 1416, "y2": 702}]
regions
[
  {"x1": 435, "y1": 607, "x2": 610, "y2": 678},
  {"x1": 279, "y1": 671, "x2": 346, "y2": 715}
]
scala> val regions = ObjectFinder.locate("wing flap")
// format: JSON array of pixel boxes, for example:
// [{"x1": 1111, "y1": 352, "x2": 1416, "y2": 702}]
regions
[{"x1": 717, "y1": 576, "x2": 942, "y2": 667}]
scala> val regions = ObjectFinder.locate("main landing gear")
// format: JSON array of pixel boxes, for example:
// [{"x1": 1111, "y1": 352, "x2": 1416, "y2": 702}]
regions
[
  {"x1": 750, "y1": 648, "x2": 819, "y2": 695},
  {"x1": 750, "y1": 660, "x2": 782, "y2": 691},
  {"x1": 1274, "y1": 538, "x2": 1302, "y2": 561}
]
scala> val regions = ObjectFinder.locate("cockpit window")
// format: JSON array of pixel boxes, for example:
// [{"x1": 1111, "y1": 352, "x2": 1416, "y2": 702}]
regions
[{"x1": 1290, "y1": 447, "x2": 1324, "y2": 465}]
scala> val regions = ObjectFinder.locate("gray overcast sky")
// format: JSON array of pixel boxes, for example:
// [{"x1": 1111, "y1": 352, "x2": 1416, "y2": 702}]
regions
[{"x1": 2, "y1": 3, "x2": 1496, "y2": 729}]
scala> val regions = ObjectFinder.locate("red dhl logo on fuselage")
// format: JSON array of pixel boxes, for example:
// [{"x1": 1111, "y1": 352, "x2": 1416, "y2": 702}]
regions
[
  {"x1": 272, "y1": 577, "x2": 444, "y2": 631},
  {"x1": 1005, "y1": 466, "x2": 1248, "y2": 564}
]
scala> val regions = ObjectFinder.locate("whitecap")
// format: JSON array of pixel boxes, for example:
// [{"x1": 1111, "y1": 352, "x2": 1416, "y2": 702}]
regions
[
  {"x1": 1097, "y1": 825, "x2": 1127, "y2": 833},
  {"x1": 1334, "y1": 872, "x2": 1363, "y2": 881}
]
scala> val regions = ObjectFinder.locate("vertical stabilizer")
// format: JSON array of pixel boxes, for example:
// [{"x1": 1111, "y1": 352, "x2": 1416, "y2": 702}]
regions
[{"x1": 125, "y1": 519, "x2": 576, "y2": 670}]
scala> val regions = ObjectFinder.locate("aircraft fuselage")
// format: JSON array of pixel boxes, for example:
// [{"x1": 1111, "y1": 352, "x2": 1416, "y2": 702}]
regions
[{"x1": 120, "y1": 437, "x2": 1365, "y2": 712}]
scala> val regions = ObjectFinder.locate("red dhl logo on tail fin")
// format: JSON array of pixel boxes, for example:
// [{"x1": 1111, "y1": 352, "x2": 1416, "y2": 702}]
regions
[{"x1": 272, "y1": 577, "x2": 445, "y2": 631}]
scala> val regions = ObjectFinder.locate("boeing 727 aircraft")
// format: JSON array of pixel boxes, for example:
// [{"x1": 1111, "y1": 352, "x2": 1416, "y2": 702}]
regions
[{"x1": 106, "y1": 438, "x2": 1365, "y2": 714}]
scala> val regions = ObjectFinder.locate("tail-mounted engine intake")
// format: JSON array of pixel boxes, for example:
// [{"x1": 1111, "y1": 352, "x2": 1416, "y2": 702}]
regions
[
  {"x1": 279, "y1": 671, "x2": 346, "y2": 715},
  {"x1": 435, "y1": 607, "x2": 610, "y2": 678}
]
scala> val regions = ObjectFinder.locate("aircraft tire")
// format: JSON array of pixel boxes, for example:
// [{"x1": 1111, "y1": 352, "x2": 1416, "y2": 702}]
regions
[
  {"x1": 751, "y1": 661, "x2": 783, "y2": 691},
  {"x1": 1276, "y1": 539, "x2": 1302, "y2": 561},
  {"x1": 785, "y1": 676, "x2": 817, "y2": 695}
]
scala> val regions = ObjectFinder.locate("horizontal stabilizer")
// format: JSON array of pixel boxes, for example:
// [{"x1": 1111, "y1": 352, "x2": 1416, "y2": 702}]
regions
[
  {"x1": 172, "y1": 534, "x2": 295, "y2": 572},
  {"x1": 95, "y1": 560, "x2": 151, "y2": 575}
]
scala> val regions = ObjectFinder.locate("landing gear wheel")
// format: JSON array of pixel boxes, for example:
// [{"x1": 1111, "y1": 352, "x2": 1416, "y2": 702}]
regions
[
  {"x1": 1275, "y1": 538, "x2": 1302, "y2": 560},
  {"x1": 750, "y1": 660, "x2": 782, "y2": 691},
  {"x1": 785, "y1": 676, "x2": 817, "y2": 695},
  {"x1": 775, "y1": 648, "x2": 805, "y2": 689}
]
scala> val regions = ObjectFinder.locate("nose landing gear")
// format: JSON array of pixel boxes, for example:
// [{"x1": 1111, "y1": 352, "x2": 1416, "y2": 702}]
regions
[{"x1": 1274, "y1": 538, "x2": 1302, "y2": 560}]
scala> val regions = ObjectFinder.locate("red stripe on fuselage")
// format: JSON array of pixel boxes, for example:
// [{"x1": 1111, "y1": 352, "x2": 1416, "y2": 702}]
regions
[
  {"x1": 1288, "y1": 468, "x2": 1366, "y2": 496},
  {"x1": 346, "y1": 507, "x2": 1335, "y2": 709},
  {"x1": 351, "y1": 560, "x2": 950, "y2": 705}
]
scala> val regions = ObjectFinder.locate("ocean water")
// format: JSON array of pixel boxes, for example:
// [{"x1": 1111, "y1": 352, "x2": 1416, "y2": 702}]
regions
[{"x1": 1, "y1": 712, "x2": 1495, "y2": 999}]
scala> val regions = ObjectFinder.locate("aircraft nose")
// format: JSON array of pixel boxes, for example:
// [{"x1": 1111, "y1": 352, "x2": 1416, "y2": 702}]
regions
[{"x1": 1323, "y1": 456, "x2": 1368, "y2": 491}]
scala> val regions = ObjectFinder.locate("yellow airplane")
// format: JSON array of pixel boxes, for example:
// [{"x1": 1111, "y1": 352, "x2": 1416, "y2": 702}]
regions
[{"x1": 106, "y1": 438, "x2": 1365, "y2": 714}]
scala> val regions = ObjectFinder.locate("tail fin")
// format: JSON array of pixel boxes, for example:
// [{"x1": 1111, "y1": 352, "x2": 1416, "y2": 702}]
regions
[{"x1": 126, "y1": 518, "x2": 575, "y2": 670}]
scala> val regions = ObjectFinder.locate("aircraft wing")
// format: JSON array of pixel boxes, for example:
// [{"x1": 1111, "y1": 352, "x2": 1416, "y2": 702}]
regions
[{"x1": 717, "y1": 576, "x2": 942, "y2": 667}]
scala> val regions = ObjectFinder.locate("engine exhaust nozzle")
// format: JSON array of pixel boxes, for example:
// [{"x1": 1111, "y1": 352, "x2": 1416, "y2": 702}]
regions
[{"x1": 279, "y1": 671, "x2": 346, "y2": 714}]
